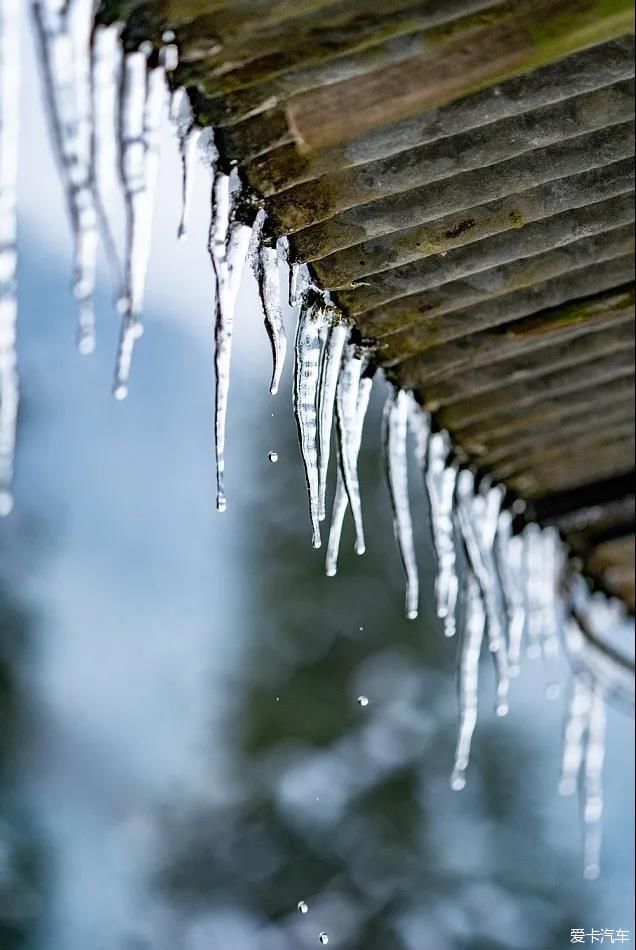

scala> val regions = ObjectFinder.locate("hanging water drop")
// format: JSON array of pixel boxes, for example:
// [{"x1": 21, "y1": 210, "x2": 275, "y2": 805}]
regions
[
  {"x1": 334, "y1": 345, "x2": 366, "y2": 556},
  {"x1": 383, "y1": 389, "x2": 419, "y2": 620},
  {"x1": 293, "y1": 301, "x2": 323, "y2": 547}
]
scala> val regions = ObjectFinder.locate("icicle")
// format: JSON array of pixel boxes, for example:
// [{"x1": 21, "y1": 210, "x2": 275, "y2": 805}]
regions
[
  {"x1": 89, "y1": 22, "x2": 124, "y2": 294},
  {"x1": 32, "y1": 0, "x2": 100, "y2": 354},
  {"x1": 170, "y1": 88, "x2": 199, "y2": 241},
  {"x1": 293, "y1": 301, "x2": 324, "y2": 547},
  {"x1": 325, "y1": 372, "x2": 372, "y2": 576},
  {"x1": 523, "y1": 523, "x2": 561, "y2": 696},
  {"x1": 249, "y1": 212, "x2": 287, "y2": 395},
  {"x1": 427, "y1": 433, "x2": 459, "y2": 637},
  {"x1": 496, "y1": 510, "x2": 526, "y2": 677},
  {"x1": 383, "y1": 389, "x2": 419, "y2": 619},
  {"x1": 317, "y1": 321, "x2": 348, "y2": 520},
  {"x1": 451, "y1": 572, "x2": 486, "y2": 790},
  {"x1": 559, "y1": 673, "x2": 593, "y2": 797},
  {"x1": 334, "y1": 345, "x2": 366, "y2": 556},
  {"x1": 206, "y1": 169, "x2": 251, "y2": 512},
  {"x1": 456, "y1": 472, "x2": 509, "y2": 715},
  {"x1": 582, "y1": 682, "x2": 606, "y2": 880},
  {"x1": 113, "y1": 52, "x2": 165, "y2": 397},
  {"x1": 0, "y1": 0, "x2": 20, "y2": 516}
]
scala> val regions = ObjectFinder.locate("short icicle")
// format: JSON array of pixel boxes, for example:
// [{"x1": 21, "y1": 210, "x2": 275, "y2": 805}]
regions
[
  {"x1": 382, "y1": 389, "x2": 419, "y2": 620},
  {"x1": 451, "y1": 572, "x2": 486, "y2": 791},
  {"x1": 317, "y1": 320, "x2": 348, "y2": 520},
  {"x1": 113, "y1": 51, "x2": 165, "y2": 398},
  {"x1": 32, "y1": 0, "x2": 100, "y2": 354},
  {"x1": 496, "y1": 510, "x2": 526, "y2": 677},
  {"x1": 426, "y1": 433, "x2": 459, "y2": 637},
  {"x1": 0, "y1": 0, "x2": 20, "y2": 515},
  {"x1": 293, "y1": 301, "x2": 324, "y2": 547},
  {"x1": 334, "y1": 345, "x2": 366, "y2": 556},
  {"x1": 582, "y1": 681, "x2": 607, "y2": 880},
  {"x1": 456, "y1": 471, "x2": 509, "y2": 716},
  {"x1": 325, "y1": 371, "x2": 373, "y2": 576},
  {"x1": 170, "y1": 88, "x2": 199, "y2": 241},
  {"x1": 249, "y1": 212, "x2": 287, "y2": 396}
]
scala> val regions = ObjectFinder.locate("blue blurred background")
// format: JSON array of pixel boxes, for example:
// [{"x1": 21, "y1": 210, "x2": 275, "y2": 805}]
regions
[{"x1": 0, "y1": 16, "x2": 633, "y2": 950}]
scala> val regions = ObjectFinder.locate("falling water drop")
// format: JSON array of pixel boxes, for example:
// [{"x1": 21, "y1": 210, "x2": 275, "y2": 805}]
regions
[
  {"x1": 297, "y1": 901, "x2": 309, "y2": 914},
  {"x1": 319, "y1": 933, "x2": 329, "y2": 945},
  {"x1": 268, "y1": 451, "x2": 279, "y2": 463},
  {"x1": 357, "y1": 695, "x2": 369, "y2": 707}
]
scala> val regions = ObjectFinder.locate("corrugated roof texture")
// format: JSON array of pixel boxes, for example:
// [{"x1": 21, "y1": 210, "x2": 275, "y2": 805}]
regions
[{"x1": 104, "y1": 0, "x2": 636, "y2": 607}]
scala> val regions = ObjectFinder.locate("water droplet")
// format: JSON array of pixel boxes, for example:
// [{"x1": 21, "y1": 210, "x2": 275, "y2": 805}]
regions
[
  {"x1": 297, "y1": 901, "x2": 309, "y2": 914},
  {"x1": 268, "y1": 451, "x2": 279, "y2": 463},
  {"x1": 496, "y1": 701, "x2": 509, "y2": 717},
  {"x1": 319, "y1": 933, "x2": 329, "y2": 945},
  {"x1": 358, "y1": 625, "x2": 364, "y2": 631},
  {"x1": 162, "y1": 29, "x2": 175, "y2": 42},
  {"x1": 450, "y1": 771, "x2": 466, "y2": 791},
  {"x1": 113, "y1": 384, "x2": 128, "y2": 401},
  {"x1": 545, "y1": 683, "x2": 560, "y2": 701},
  {"x1": 357, "y1": 695, "x2": 369, "y2": 707}
]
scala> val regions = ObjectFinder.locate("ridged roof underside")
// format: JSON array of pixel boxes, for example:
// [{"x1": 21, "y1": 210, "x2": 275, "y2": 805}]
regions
[{"x1": 112, "y1": 0, "x2": 635, "y2": 607}]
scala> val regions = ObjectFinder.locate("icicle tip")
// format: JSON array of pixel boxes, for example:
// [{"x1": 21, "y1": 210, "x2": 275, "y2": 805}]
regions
[
  {"x1": 113, "y1": 384, "x2": 128, "y2": 401},
  {"x1": 450, "y1": 770, "x2": 466, "y2": 791}
]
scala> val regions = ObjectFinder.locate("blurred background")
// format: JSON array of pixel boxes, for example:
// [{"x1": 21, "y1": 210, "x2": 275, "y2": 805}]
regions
[{"x1": 0, "y1": 15, "x2": 633, "y2": 950}]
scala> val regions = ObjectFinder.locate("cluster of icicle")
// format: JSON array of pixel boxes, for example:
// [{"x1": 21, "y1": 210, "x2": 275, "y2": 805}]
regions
[
  {"x1": 306, "y1": 367, "x2": 633, "y2": 880},
  {"x1": 3, "y1": 1, "x2": 634, "y2": 881}
]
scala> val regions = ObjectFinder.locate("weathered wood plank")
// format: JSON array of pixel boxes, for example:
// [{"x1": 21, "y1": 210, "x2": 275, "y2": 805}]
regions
[
  {"x1": 337, "y1": 194, "x2": 634, "y2": 313},
  {"x1": 243, "y1": 37, "x2": 634, "y2": 189},
  {"x1": 394, "y1": 279, "x2": 634, "y2": 385},
  {"x1": 286, "y1": 0, "x2": 635, "y2": 151},
  {"x1": 438, "y1": 344, "x2": 634, "y2": 429},
  {"x1": 290, "y1": 121, "x2": 634, "y2": 259}
]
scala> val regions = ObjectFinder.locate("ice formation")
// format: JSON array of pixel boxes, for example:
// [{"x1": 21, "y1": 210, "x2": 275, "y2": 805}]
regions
[
  {"x1": 0, "y1": 2, "x2": 631, "y2": 882},
  {"x1": 383, "y1": 389, "x2": 419, "y2": 619}
]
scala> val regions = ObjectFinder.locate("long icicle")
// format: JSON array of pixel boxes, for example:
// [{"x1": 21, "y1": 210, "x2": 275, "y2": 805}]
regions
[
  {"x1": 456, "y1": 471, "x2": 509, "y2": 716},
  {"x1": 383, "y1": 389, "x2": 419, "y2": 620},
  {"x1": 540, "y1": 526, "x2": 562, "y2": 699},
  {"x1": 582, "y1": 681, "x2": 606, "y2": 880},
  {"x1": 325, "y1": 370, "x2": 373, "y2": 576},
  {"x1": 113, "y1": 51, "x2": 165, "y2": 398},
  {"x1": 317, "y1": 321, "x2": 348, "y2": 520},
  {"x1": 334, "y1": 344, "x2": 366, "y2": 556},
  {"x1": 451, "y1": 572, "x2": 486, "y2": 791},
  {"x1": 426, "y1": 432, "x2": 459, "y2": 637},
  {"x1": 32, "y1": 0, "x2": 100, "y2": 354},
  {"x1": 0, "y1": 0, "x2": 20, "y2": 516},
  {"x1": 207, "y1": 170, "x2": 251, "y2": 512},
  {"x1": 249, "y1": 211, "x2": 287, "y2": 396},
  {"x1": 293, "y1": 300, "x2": 323, "y2": 547},
  {"x1": 496, "y1": 510, "x2": 526, "y2": 677}
]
